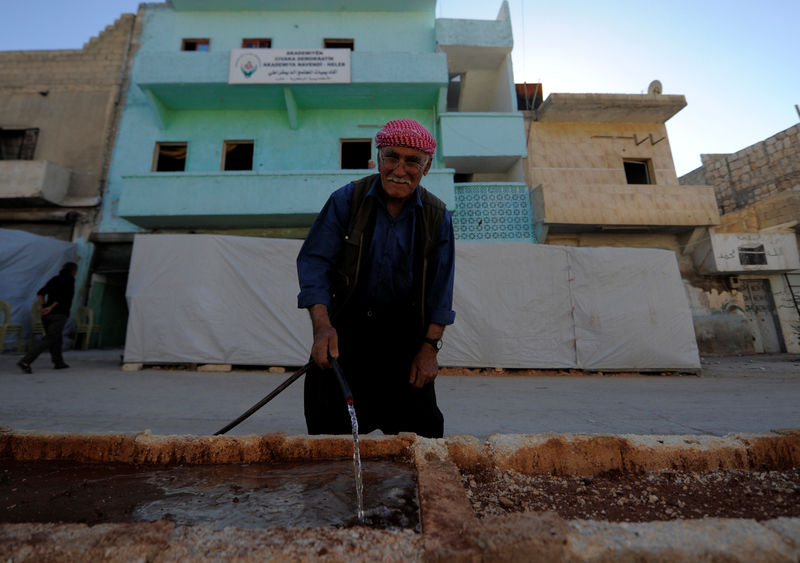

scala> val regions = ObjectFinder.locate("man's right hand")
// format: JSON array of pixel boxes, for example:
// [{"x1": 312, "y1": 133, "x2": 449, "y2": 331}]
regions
[{"x1": 309, "y1": 304, "x2": 339, "y2": 369}]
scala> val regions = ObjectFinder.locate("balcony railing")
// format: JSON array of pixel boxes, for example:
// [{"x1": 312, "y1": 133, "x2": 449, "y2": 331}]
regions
[
  {"x1": 0, "y1": 160, "x2": 70, "y2": 206},
  {"x1": 117, "y1": 169, "x2": 454, "y2": 229},
  {"x1": 531, "y1": 183, "x2": 721, "y2": 229}
]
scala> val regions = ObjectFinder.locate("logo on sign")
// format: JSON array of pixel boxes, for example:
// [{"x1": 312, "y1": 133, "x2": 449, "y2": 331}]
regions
[{"x1": 236, "y1": 53, "x2": 261, "y2": 78}]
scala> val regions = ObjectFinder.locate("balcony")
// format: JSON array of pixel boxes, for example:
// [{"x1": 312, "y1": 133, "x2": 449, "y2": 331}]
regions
[
  {"x1": 117, "y1": 169, "x2": 455, "y2": 229},
  {"x1": 686, "y1": 231, "x2": 800, "y2": 275},
  {"x1": 439, "y1": 113, "x2": 526, "y2": 173},
  {"x1": 0, "y1": 160, "x2": 70, "y2": 207},
  {"x1": 134, "y1": 50, "x2": 447, "y2": 118},
  {"x1": 534, "y1": 93, "x2": 687, "y2": 124},
  {"x1": 435, "y1": 5, "x2": 513, "y2": 72},
  {"x1": 531, "y1": 183, "x2": 720, "y2": 231}
]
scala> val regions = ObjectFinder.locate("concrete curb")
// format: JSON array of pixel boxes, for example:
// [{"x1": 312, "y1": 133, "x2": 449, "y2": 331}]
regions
[{"x1": 1, "y1": 429, "x2": 798, "y2": 561}]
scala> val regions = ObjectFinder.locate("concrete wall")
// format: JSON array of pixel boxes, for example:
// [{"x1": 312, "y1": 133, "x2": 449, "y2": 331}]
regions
[
  {"x1": 527, "y1": 122, "x2": 679, "y2": 188},
  {"x1": 680, "y1": 123, "x2": 800, "y2": 354}
]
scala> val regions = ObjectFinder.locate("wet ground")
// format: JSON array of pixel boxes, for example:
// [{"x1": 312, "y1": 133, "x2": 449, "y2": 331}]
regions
[{"x1": 1, "y1": 460, "x2": 419, "y2": 531}]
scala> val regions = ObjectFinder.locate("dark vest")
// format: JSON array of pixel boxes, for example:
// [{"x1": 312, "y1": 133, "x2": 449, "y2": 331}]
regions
[{"x1": 329, "y1": 174, "x2": 446, "y2": 333}]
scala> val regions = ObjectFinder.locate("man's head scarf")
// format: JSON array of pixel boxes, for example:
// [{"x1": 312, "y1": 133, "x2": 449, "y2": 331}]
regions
[{"x1": 375, "y1": 119, "x2": 436, "y2": 155}]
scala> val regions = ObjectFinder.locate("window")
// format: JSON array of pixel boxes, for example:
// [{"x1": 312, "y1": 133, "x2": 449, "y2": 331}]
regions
[
  {"x1": 0, "y1": 128, "x2": 38, "y2": 160},
  {"x1": 340, "y1": 139, "x2": 371, "y2": 169},
  {"x1": 222, "y1": 140, "x2": 254, "y2": 171},
  {"x1": 324, "y1": 38, "x2": 354, "y2": 50},
  {"x1": 182, "y1": 38, "x2": 210, "y2": 51},
  {"x1": 739, "y1": 245, "x2": 768, "y2": 266},
  {"x1": 516, "y1": 83, "x2": 543, "y2": 111},
  {"x1": 153, "y1": 142, "x2": 187, "y2": 172},
  {"x1": 446, "y1": 74, "x2": 463, "y2": 112},
  {"x1": 242, "y1": 38, "x2": 271, "y2": 48},
  {"x1": 623, "y1": 159, "x2": 652, "y2": 184}
]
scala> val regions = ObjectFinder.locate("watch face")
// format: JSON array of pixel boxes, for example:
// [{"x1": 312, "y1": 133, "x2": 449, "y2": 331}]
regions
[{"x1": 425, "y1": 338, "x2": 442, "y2": 350}]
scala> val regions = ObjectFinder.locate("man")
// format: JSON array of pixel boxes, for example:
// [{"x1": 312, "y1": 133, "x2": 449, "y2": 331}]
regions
[
  {"x1": 297, "y1": 119, "x2": 456, "y2": 438},
  {"x1": 17, "y1": 261, "x2": 78, "y2": 374}
]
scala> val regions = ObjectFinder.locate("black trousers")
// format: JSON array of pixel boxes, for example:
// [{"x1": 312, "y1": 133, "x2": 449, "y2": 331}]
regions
[
  {"x1": 304, "y1": 305, "x2": 444, "y2": 438},
  {"x1": 22, "y1": 313, "x2": 67, "y2": 366}
]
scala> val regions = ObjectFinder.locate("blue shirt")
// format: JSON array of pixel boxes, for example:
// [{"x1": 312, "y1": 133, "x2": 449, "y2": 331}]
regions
[{"x1": 297, "y1": 177, "x2": 456, "y2": 326}]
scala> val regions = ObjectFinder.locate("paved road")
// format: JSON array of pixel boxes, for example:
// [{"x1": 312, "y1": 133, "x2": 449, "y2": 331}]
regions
[{"x1": 2, "y1": 350, "x2": 799, "y2": 439}]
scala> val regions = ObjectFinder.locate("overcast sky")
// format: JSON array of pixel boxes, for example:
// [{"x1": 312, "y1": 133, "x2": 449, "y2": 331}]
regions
[{"x1": 2, "y1": 0, "x2": 797, "y2": 175}]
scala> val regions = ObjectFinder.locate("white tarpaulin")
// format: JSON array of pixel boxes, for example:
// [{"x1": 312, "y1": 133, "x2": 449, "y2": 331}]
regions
[
  {"x1": 0, "y1": 229, "x2": 78, "y2": 345},
  {"x1": 124, "y1": 234, "x2": 700, "y2": 370}
]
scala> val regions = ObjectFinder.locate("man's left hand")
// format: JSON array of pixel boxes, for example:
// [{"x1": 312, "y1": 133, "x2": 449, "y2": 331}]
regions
[{"x1": 409, "y1": 345, "x2": 438, "y2": 388}]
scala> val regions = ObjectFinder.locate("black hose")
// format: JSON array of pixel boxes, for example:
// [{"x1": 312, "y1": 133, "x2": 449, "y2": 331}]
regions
[{"x1": 213, "y1": 360, "x2": 313, "y2": 435}]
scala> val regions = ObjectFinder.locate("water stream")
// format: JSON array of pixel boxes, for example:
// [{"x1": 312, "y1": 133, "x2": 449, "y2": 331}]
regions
[{"x1": 347, "y1": 399, "x2": 365, "y2": 522}]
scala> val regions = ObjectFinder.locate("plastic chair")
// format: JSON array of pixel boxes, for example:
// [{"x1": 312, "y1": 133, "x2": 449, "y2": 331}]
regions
[
  {"x1": 0, "y1": 299, "x2": 24, "y2": 354},
  {"x1": 75, "y1": 306, "x2": 102, "y2": 350},
  {"x1": 29, "y1": 299, "x2": 46, "y2": 350}
]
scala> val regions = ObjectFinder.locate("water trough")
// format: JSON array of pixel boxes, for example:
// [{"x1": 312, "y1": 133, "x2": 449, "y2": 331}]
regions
[{"x1": 1, "y1": 429, "x2": 799, "y2": 561}]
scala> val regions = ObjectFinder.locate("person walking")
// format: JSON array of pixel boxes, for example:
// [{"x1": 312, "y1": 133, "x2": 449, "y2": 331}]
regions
[{"x1": 17, "y1": 261, "x2": 78, "y2": 374}]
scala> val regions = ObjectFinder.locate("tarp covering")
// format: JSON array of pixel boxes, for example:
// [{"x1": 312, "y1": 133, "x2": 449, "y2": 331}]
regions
[
  {"x1": 124, "y1": 234, "x2": 700, "y2": 370},
  {"x1": 0, "y1": 229, "x2": 78, "y2": 345}
]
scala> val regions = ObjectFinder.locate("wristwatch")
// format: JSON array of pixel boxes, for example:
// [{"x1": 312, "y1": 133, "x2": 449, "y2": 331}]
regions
[{"x1": 422, "y1": 337, "x2": 442, "y2": 352}]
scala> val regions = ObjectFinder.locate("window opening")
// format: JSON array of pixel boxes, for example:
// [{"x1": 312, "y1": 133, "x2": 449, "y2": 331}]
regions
[
  {"x1": 516, "y1": 83, "x2": 543, "y2": 110},
  {"x1": 738, "y1": 245, "x2": 768, "y2": 266},
  {"x1": 340, "y1": 139, "x2": 371, "y2": 169},
  {"x1": 153, "y1": 142, "x2": 187, "y2": 172},
  {"x1": 182, "y1": 38, "x2": 210, "y2": 51},
  {"x1": 324, "y1": 38, "x2": 354, "y2": 50},
  {"x1": 0, "y1": 128, "x2": 38, "y2": 160},
  {"x1": 623, "y1": 159, "x2": 652, "y2": 184},
  {"x1": 453, "y1": 173, "x2": 474, "y2": 183},
  {"x1": 242, "y1": 38, "x2": 271, "y2": 48},
  {"x1": 446, "y1": 74, "x2": 463, "y2": 112},
  {"x1": 223, "y1": 141, "x2": 254, "y2": 171}
]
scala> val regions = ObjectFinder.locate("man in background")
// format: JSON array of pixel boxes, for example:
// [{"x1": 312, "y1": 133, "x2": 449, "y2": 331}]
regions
[{"x1": 17, "y1": 261, "x2": 77, "y2": 373}]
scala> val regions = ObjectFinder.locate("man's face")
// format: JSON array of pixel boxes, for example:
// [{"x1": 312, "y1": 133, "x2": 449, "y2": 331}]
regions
[{"x1": 377, "y1": 146, "x2": 432, "y2": 203}]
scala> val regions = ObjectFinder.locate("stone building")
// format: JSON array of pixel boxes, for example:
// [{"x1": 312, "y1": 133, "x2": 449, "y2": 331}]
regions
[
  {"x1": 679, "y1": 123, "x2": 800, "y2": 354},
  {"x1": 520, "y1": 87, "x2": 728, "y2": 353},
  {"x1": 0, "y1": 13, "x2": 139, "y2": 345}
]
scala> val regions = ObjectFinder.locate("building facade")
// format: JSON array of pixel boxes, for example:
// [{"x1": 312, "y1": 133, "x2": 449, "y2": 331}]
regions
[
  {"x1": 680, "y1": 123, "x2": 800, "y2": 354},
  {"x1": 0, "y1": 14, "x2": 138, "y2": 344},
  {"x1": 94, "y1": 0, "x2": 528, "y2": 340}
]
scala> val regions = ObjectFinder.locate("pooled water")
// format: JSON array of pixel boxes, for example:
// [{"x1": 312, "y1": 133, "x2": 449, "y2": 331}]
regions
[
  {"x1": 0, "y1": 459, "x2": 419, "y2": 530},
  {"x1": 135, "y1": 460, "x2": 417, "y2": 529}
]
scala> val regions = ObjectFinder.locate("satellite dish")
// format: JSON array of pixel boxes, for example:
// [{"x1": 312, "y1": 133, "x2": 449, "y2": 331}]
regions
[{"x1": 647, "y1": 80, "x2": 663, "y2": 95}]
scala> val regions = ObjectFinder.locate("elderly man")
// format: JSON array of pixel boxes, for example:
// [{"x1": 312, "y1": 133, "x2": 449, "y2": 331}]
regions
[{"x1": 297, "y1": 119, "x2": 456, "y2": 438}]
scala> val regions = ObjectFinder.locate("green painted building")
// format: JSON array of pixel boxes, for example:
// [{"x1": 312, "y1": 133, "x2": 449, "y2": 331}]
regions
[{"x1": 94, "y1": 0, "x2": 531, "y2": 344}]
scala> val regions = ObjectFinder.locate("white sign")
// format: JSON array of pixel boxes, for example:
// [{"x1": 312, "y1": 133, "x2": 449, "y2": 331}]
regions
[{"x1": 229, "y1": 49, "x2": 351, "y2": 84}]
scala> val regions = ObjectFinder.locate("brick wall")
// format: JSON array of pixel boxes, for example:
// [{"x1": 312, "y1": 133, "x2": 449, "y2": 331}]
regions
[
  {"x1": 680, "y1": 123, "x2": 800, "y2": 215},
  {"x1": 0, "y1": 14, "x2": 136, "y2": 89}
]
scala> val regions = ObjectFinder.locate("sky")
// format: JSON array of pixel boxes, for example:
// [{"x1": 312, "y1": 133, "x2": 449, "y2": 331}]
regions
[{"x1": 1, "y1": 0, "x2": 797, "y2": 176}]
